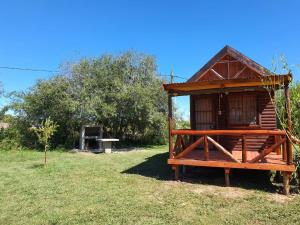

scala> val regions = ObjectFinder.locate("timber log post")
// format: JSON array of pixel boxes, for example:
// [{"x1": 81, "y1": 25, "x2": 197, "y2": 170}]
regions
[
  {"x1": 224, "y1": 168, "x2": 231, "y2": 187},
  {"x1": 284, "y1": 83, "x2": 293, "y2": 165},
  {"x1": 174, "y1": 166, "x2": 179, "y2": 181},
  {"x1": 283, "y1": 171, "x2": 291, "y2": 195},
  {"x1": 168, "y1": 94, "x2": 174, "y2": 159}
]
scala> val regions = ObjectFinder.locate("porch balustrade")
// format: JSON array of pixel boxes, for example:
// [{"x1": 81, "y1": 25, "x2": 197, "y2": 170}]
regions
[{"x1": 169, "y1": 129, "x2": 292, "y2": 165}]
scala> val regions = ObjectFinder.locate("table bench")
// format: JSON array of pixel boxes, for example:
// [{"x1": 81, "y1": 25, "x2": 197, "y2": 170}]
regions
[{"x1": 97, "y1": 138, "x2": 119, "y2": 153}]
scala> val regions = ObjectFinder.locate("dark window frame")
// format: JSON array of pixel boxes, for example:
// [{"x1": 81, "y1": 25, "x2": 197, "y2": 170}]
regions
[{"x1": 227, "y1": 93, "x2": 259, "y2": 128}]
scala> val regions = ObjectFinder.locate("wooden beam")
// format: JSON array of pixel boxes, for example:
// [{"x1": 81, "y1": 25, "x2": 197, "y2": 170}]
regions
[
  {"x1": 249, "y1": 138, "x2": 287, "y2": 163},
  {"x1": 274, "y1": 135, "x2": 281, "y2": 155},
  {"x1": 174, "y1": 166, "x2": 179, "y2": 181},
  {"x1": 168, "y1": 95, "x2": 174, "y2": 159},
  {"x1": 284, "y1": 83, "x2": 293, "y2": 165},
  {"x1": 174, "y1": 135, "x2": 182, "y2": 154},
  {"x1": 283, "y1": 138, "x2": 287, "y2": 161},
  {"x1": 175, "y1": 136, "x2": 204, "y2": 159},
  {"x1": 217, "y1": 60, "x2": 240, "y2": 63},
  {"x1": 224, "y1": 168, "x2": 231, "y2": 186},
  {"x1": 233, "y1": 66, "x2": 246, "y2": 78},
  {"x1": 168, "y1": 158, "x2": 296, "y2": 172},
  {"x1": 204, "y1": 135, "x2": 209, "y2": 160},
  {"x1": 163, "y1": 75, "x2": 291, "y2": 93},
  {"x1": 283, "y1": 171, "x2": 291, "y2": 195},
  {"x1": 171, "y1": 129, "x2": 286, "y2": 136},
  {"x1": 207, "y1": 136, "x2": 240, "y2": 163},
  {"x1": 169, "y1": 86, "x2": 267, "y2": 97},
  {"x1": 242, "y1": 135, "x2": 247, "y2": 163},
  {"x1": 211, "y1": 69, "x2": 225, "y2": 80}
]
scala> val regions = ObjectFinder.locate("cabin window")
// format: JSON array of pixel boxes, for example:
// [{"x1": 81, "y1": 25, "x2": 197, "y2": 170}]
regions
[{"x1": 228, "y1": 94, "x2": 257, "y2": 126}]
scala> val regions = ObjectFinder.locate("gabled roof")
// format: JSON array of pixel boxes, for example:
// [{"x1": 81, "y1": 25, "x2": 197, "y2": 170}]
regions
[{"x1": 187, "y1": 45, "x2": 275, "y2": 82}]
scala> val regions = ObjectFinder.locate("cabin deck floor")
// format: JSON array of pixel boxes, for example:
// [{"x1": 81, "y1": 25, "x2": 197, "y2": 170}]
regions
[{"x1": 168, "y1": 150, "x2": 295, "y2": 172}]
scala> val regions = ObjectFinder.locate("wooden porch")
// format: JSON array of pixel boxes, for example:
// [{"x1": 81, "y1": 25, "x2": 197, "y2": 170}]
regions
[
  {"x1": 168, "y1": 129, "x2": 295, "y2": 194},
  {"x1": 169, "y1": 129, "x2": 294, "y2": 171}
]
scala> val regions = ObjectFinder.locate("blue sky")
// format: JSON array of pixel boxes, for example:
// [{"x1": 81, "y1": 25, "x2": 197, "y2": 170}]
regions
[{"x1": 0, "y1": 0, "x2": 299, "y2": 118}]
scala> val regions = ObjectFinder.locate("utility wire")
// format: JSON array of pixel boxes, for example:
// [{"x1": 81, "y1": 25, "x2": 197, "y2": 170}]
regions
[
  {"x1": 159, "y1": 74, "x2": 186, "y2": 80},
  {"x1": 0, "y1": 66, "x2": 187, "y2": 80},
  {"x1": 0, "y1": 66, "x2": 58, "y2": 73}
]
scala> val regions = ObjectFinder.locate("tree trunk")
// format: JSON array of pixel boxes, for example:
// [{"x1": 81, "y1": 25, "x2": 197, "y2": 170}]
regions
[{"x1": 44, "y1": 145, "x2": 48, "y2": 166}]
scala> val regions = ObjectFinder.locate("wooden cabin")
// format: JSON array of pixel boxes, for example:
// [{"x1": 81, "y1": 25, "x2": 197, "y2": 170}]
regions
[{"x1": 163, "y1": 45, "x2": 295, "y2": 194}]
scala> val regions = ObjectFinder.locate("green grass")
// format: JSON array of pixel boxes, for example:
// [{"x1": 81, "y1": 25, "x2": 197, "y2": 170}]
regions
[{"x1": 1, "y1": 147, "x2": 300, "y2": 225}]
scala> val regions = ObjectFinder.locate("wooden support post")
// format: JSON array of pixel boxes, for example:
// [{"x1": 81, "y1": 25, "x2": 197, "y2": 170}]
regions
[
  {"x1": 174, "y1": 166, "x2": 179, "y2": 181},
  {"x1": 242, "y1": 135, "x2": 247, "y2": 163},
  {"x1": 224, "y1": 168, "x2": 230, "y2": 187},
  {"x1": 283, "y1": 136, "x2": 287, "y2": 161},
  {"x1": 168, "y1": 94, "x2": 174, "y2": 159},
  {"x1": 204, "y1": 135, "x2": 209, "y2": 160},
  {"x1": 182, "y1": 165, "x2": 186, "y2": 175},
  {"x1": 283, "y1": 171, "x2": 291, "y2": 195},
  {"x1": 284, "y1": 83, "x2": 293, "y2": 165},
  {"x1": 275, "y1": 135, "x2": 281, "y2": 155}
]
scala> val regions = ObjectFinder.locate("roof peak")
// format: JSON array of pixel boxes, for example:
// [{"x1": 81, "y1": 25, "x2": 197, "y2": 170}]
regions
[{"x1": 187, "y1": 45, "x2": 274, "y2": 82}]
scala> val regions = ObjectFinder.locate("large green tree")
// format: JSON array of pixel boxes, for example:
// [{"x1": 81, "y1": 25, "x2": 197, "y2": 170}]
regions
[{"x1": 10, "y1": 51, "x2": 168, "y2": 148}]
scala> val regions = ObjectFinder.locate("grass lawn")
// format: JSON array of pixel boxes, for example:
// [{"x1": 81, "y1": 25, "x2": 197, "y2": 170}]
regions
[{"x1": 1, "y1": 146, "x2": 300, "y2": 225}]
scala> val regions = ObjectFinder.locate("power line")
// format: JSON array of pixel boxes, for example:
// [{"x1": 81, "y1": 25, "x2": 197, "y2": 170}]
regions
[
  {"x1": 0, "y1": 66, "x2": 58, "y2": 73},
  {"x1": 159, "y1": 74, "x2": 186, "y2": 80},
  {"x1": 0, "y1": 66, "x2": 187, "y2": 80}
]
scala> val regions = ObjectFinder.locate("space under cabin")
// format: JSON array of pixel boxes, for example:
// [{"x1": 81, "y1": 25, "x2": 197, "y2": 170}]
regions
[{"x1": 163, "y1": 45, "x2": 295, "y2": 194}]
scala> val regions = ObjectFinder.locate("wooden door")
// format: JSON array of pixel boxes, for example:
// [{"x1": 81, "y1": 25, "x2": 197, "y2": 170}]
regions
[{"x1": 194, "y1": 96, "x2": 216, "y2": 130}]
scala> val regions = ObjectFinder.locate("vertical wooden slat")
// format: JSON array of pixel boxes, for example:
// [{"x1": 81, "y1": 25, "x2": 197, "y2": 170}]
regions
[
  {"x1": 275, "y1": 135, "x2": 281, "y2": 155},
  {"x1": 242, "y1": 135, "x2": 247, "y2": 163},
  {"x1": 283, "y1": 171, "x2": 291, "y2": 195},
  {"x1": 282, "y1": 135, "x2": 287, "y2": 161},
  {"x1": 174, "y1": 166, "x2": 179, "y2": 181},
  {"x1": 204, "y1": 135, "x2": 209, "y2": 160},
  {"x1": 224, "y1": 168, "x2": 230, "y2": 186},
  {"x1": 168, "y1": 94, "x2": 174, "y2": 159},
  {"x1": 284, "y1": 83, "x2": 293, "y2": 165}
]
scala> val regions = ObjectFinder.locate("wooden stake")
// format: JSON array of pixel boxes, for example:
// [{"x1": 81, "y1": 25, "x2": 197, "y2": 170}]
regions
[
  {"x1": 224, "y1": 168, "x2": 230, "y2": 187},
  {"x1": 283, "y1": 171, "x2": 291, "y2": 195},
  {"x1": 204, "y1": 135, "x2": 209, "y2": 160},
  {"x1": 275, "y1": 135, "x2": 281, "y2": 155},
  {"x1": 242, "y1": 135, "x2": 247, "y2": 162},
  {"x1": 174, "y1": 166, "x2": 179, "y2": 181},
  {"x1": 284, "y1": 83, "x2": 293, "y2": 165},
  {"x1": 182, "y1": 165, "x2": 186, "y2": 175},
  {"x1": 168, "y1": 94, "x2": 174, "y2": 159},
  {"x1": 283, "y1": 137, "x2": 287, "y2": 161}
]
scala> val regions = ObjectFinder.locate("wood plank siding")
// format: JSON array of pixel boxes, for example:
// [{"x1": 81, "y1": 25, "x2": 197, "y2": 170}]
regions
[{"x1": 190, "y1": 90, "x2": 277, "y2": 152}]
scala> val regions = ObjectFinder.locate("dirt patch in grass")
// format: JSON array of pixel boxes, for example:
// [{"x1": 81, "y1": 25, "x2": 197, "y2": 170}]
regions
[
  {"x1": 163, "y1": 180, "x2": 249, "y2": 199},
  {"x1": 164, "y1": 180, "x2": 298, "y2": 203},
  {"x1": 190, "y1": 184, "x2": 249, "y2": 199},
  {"x1": 266, "y1": 193, "x2": 295, "y2": 203}
]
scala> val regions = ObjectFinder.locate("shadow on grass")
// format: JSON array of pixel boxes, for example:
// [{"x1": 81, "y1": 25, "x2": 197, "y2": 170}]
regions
[
  {"x1": 122, "y1": 152, "x2": 173, "y2": 180},
  {"x1": 122, "y1": 152, "x2": 283, "y2": 193}
]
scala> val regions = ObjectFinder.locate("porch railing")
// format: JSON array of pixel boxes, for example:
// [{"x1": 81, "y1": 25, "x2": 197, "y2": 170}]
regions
[{"x1": 169, "y1": 129, "x2": 292, "y2": 165}]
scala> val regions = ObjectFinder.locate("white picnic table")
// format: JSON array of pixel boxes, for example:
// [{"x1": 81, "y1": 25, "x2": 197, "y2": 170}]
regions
[{"x1": 97, "y1": 138, "x2": 119, "y2": 153}]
